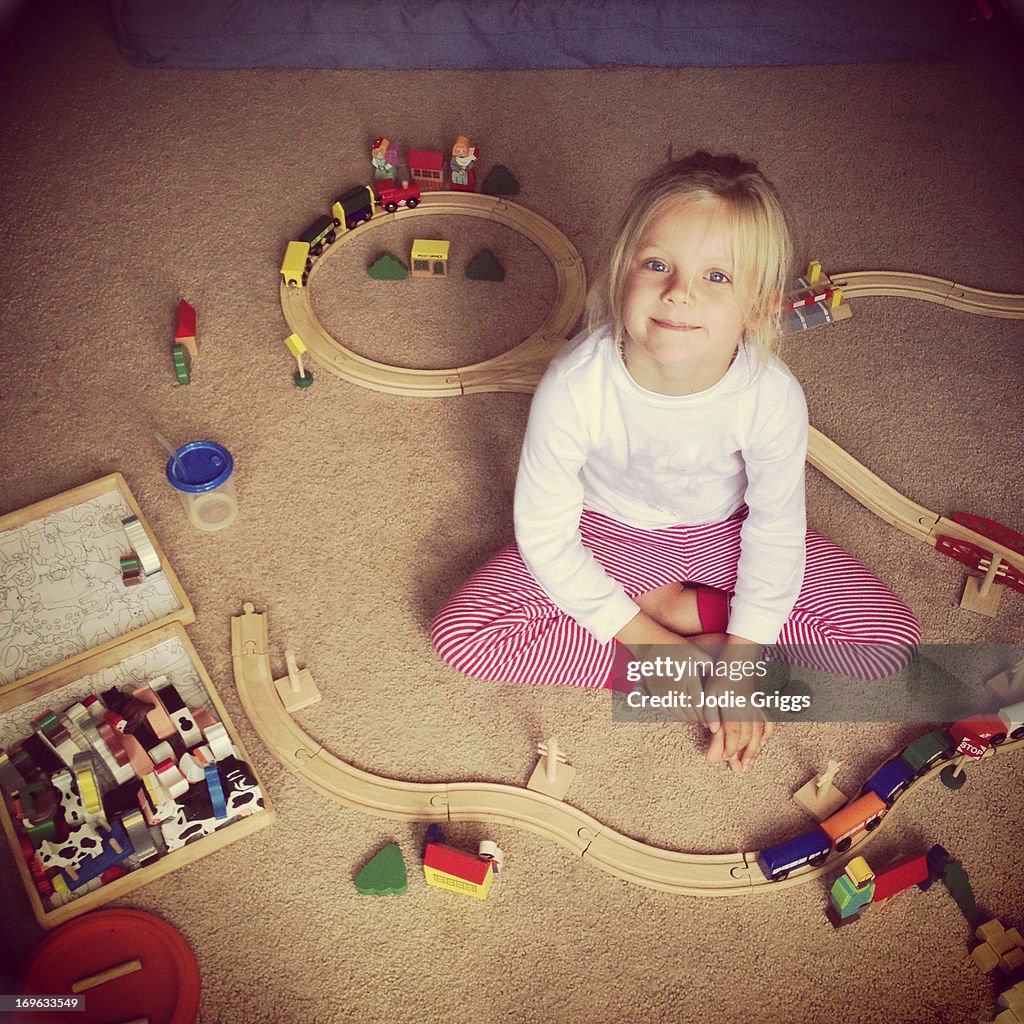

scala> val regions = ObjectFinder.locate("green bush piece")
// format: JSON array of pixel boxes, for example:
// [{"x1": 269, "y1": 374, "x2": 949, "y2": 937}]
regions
[
  {"x1": 369, "y1": 252, "x2": 409, "y2": 280},
  {"x1": 466, "y1": 248, "x2": 505, "y2": 282},
  {"x1": 355, "y1": 843, "x2": 408, "y2": 896},
  {"x1": 481, "y1": 164, "x2": 520, "y2": 197}
]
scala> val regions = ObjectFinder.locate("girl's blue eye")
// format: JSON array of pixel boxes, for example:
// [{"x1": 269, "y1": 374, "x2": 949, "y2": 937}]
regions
[
  {"x1": 708, "y1": 270, "x2": 731, "y2": 284},
  {"x1": 644, "y1": 259, "x2": 668, "y2": 272}
]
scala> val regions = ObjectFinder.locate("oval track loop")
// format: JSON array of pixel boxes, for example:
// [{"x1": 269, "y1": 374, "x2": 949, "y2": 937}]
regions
[
  {"x1": 833, "y1": 271, "x2": 1024, "y2": 318},
  {"x1": 280, "y1": 192, "x2": 587, "y2": 396},
  {"x1": 232, "y1": 604, "x2": 1022, "y2": 897}
]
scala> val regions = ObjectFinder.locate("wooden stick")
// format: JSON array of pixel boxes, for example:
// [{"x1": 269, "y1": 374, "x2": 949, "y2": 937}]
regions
[
  {"x1": 71, "y1": 958, "x2": 142, "y2": 993},
  {"x1": 544, "y1": 736, "x2": 558, "y2": 784},
  {"x1": 978, "y1": 554, "x2": 1002, "y2": 597}
]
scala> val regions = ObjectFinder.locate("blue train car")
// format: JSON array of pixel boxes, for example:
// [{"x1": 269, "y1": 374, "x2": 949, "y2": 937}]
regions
[
  {"x1": 757, "y1": 827, "x2": 831, "y2": 882},
  {"x1": 863, "y1": 758, "x2": 915, "y2": 807}
]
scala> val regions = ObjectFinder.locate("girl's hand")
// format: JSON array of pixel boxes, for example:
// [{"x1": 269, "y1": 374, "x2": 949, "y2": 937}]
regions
[
  {"x1": 701, "y1": 637, "x2": 775, "y2": 773},
  {"x1": 615, "y1": 610, "x2": 711, "y2": 720}
]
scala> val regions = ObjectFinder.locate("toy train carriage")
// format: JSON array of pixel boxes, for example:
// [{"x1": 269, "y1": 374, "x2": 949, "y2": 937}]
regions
[
  {"x1": 300, "y1": 215, "x2": 337, "y2": 258},
  {"x1": 332, "y1": 184, "x2": 376, "y2": 230},
  {"x1": 279, "y1": 214, "x2": 337, "y2": 288},
  {"x1": 374, "y1": 180, "x2": 421, "y2": 213},
  {"x1": 900, "y1": 728, "x2": 956, "y2": 776},
  {"x1": 862, "y1": 758, "x2": 915, "y2": 807},
  {"x1": 757, "y1": 792, "x2": 887, "y2": 882}
]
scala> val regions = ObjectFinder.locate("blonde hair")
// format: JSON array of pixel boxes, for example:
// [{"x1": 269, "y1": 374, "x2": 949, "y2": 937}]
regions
[{"x1": 588, "y1": 151, "x2": 793, "y2": 362}]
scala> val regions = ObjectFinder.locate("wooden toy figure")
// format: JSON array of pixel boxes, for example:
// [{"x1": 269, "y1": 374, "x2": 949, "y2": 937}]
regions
[
  {"x1": 371, "y1": 137, "x2": 399, "y2": 181},
  {"x1": 449, "y1": 135, "x2": 478, "y2": 191}
]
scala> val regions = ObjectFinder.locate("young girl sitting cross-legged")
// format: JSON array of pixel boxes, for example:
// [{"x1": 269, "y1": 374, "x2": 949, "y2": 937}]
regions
[{"x1": 431, "y1": 150, "x2": 921, "y2": 775}]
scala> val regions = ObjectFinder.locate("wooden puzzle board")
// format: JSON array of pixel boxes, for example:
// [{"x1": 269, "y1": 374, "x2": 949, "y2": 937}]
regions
[{"x1": 0, "y1": 474, "x2": 192, "y2": 705}]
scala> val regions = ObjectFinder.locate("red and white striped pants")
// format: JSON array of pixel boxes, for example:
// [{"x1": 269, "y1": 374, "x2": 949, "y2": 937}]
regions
[{"x1": 431, "y1": 509, "x2": 921, "y2": 687}]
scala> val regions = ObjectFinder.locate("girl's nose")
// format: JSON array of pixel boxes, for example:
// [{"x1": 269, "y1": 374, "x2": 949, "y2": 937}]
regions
[{"x1": 663, "y1": 273, "x2": 690, "y2": 304}]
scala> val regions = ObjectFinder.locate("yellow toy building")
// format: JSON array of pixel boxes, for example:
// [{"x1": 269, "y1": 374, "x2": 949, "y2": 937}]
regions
[
  {"x1": 410, "y1": 239, "x2": 450, "y2": 278},
  {"x1": 423, "y1": 842, "x2": 494, "y2": 899}
]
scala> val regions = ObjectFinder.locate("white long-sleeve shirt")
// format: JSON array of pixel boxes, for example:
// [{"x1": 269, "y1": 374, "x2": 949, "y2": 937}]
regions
[{"x1": 513, "y1": 326, "x2": 808, "y2": 645}]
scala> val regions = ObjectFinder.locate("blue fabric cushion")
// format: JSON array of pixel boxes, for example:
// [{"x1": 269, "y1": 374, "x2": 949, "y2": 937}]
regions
[{"x1": 109, "y1": 0, "x2": 969, "y2": 70}]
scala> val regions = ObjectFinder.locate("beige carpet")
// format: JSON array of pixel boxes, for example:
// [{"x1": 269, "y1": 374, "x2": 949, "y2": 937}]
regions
[{"x1": 1, "y1": 2, "x2": 1022, "y2": 1022}]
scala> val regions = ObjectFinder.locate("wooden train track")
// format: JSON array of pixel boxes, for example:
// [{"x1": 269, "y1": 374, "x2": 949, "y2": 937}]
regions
[
  {"x1": 280, "y1": 192, "x2": 587, "y2": 397},
  {"x1": 806, "y1": 430, "x2": 1024, "y2": 588},
  {"x1": 232, "y1": 602, "x2": 1022, "y2": 897},
  {"x1": 832, "y1": 271, "x2": 1024, "y2": 318}
]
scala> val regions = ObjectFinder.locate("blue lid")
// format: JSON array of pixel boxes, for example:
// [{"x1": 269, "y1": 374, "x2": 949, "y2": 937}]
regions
[{"x1": 165, "y1": 441, "x2": 234, "y2": 494}]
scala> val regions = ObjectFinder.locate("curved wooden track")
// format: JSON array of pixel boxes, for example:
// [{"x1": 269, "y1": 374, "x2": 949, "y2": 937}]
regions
[
  {"x1": 806, "y1": 428, "x2": 1024, "y2": 585},
  {"x1": 280, "y1": 192, "x2": 587, "y2": 396},
  {"x1": 833, "y1": 271, "x2": 1024, "y2": 318},
  {"x1": 233, "y1": 602, "x2": 1021, "y2": 897}
]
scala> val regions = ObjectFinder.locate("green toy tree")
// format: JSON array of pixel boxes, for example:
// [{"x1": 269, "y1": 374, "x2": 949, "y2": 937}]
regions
[
  {"x1": 481, "y1": 164, "x2": 520, "y2": 197},
  {"x1": 466, "y1": 248, "x2": 505, "y2": 282},
  {"x1": 368, "y1": 252, "x2": 408, "y2": 280}
]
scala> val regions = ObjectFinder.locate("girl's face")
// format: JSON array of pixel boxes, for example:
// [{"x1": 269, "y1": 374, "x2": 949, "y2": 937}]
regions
[{"x1": 621, "y1": 198, "x2": 748, "y2": 394}]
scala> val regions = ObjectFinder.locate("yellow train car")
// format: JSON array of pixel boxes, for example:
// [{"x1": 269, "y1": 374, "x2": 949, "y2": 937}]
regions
[{"x1": 280, "y1": 240, "x2": 311, "y2": 288}]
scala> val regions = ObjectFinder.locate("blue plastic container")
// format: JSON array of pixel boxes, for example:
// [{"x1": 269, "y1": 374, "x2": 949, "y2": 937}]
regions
[{"x1": 165, "y1": 440, "x2": 238, "y2": 530}]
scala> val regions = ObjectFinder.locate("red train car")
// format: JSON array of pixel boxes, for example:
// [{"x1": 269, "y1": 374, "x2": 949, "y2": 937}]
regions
[
  {"x1": 374, "y1": 180, "x2": 421, "y2": 213},
  {"x1": 871, "y1": 854, "x2": 930, "y2": 902}
]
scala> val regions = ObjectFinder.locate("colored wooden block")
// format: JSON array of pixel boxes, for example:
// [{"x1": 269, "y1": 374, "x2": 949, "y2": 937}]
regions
[
  {"x1": 977, "y1": 919, "x2": 1007, "y2": 942},
  {"x1": 941, "y1": 859, "x2": 979, "y2": 925},
  {"x1": 1001, "y1": 949, "x2": 1024, "y2": 974},
  {"x1": 972, "y1": 943, "x2": 1001, "y2": 972},
  {"x1": 355, "y1": 842, "x2": 408, "y2": 896},
  {"x1": 172, "y1": 344, "x2": 192, "y2": 385},
  {"x1": 990, "y1": 929, "x2": 1021, "y2": 956}
]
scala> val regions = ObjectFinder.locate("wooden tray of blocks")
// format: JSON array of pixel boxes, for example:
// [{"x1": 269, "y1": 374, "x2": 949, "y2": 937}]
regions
[{"x1": 0, "y1": 474, "x2": 274, "y2": 927}]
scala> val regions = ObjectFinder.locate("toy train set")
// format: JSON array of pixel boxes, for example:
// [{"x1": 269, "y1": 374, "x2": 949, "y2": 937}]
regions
[
  {"x1": 280, "y1": 180, "x2": 427, "y2": 288},
  {"x1": 235, "y1": 602, "x2": 1024, "y2": 897},
  {"x1": 280, "y1": 136, "x2": 483, "y2": 289},
  {"x1": 757, "y1": 698, "x2": 1024, "y2": 882}
]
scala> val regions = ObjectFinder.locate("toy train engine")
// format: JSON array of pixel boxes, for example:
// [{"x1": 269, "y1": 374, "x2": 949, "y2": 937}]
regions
[
  {"x1": 375, "y1": 180, "x2": 421, "y2": 213},
  {"x1": 280, "y1": 241, "x2": 310, "y2": 288},
  {"x1": 332, "y1": 184, "x2": 376, "y2": 230}
]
